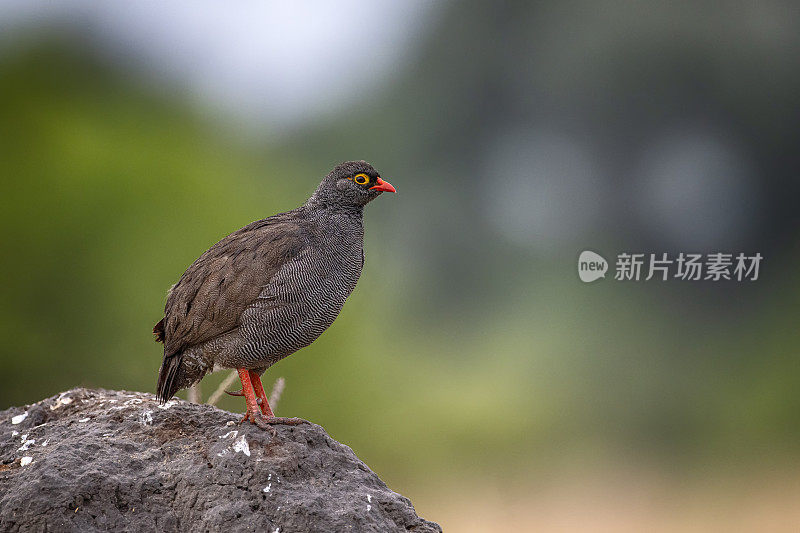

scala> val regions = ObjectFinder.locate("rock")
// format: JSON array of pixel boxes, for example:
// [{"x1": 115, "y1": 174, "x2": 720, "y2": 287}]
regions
[{"x1": 0, "y1": 388, "x2": 440, "y2": 533}]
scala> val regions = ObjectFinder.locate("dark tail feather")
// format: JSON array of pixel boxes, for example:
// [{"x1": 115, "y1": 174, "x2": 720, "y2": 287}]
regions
[
  {"x1": 156, "y1": 353, "x2": 183, "y2": 404},
  {"x1": 153, "y1": 318, "x2": 166, "y2": 343}
]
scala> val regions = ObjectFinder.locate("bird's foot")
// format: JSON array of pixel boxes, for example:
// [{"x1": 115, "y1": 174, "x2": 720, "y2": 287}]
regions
[
  {"x1": 239, "y1": 409, "x2": 308, "y2": 434},
  {"x1": 262, "y1": 416, "x2": 308, "y2": 426}
]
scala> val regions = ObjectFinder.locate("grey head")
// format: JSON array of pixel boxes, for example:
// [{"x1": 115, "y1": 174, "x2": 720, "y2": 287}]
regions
[{"x1": 307, "y1": 161, "x2": 396, "y2": 210}]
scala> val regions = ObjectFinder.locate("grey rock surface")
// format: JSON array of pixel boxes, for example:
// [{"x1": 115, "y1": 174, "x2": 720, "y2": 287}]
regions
[{"x1": 0, "y1": 388, "x2": 441, "y2": 533}]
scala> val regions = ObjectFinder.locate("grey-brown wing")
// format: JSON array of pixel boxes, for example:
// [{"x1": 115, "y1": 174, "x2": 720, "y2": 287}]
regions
[{"x1": 157, "y1": 220, "x2": 307, "y2": 358}]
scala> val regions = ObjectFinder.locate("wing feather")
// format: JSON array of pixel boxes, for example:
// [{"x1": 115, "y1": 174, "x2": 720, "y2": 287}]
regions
[{"x1": 156, "y1": 216, "x2": 306, "y2": 358}]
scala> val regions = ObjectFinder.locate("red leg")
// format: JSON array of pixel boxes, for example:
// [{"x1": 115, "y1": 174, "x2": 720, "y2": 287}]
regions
[
  {"x1": 249, "y1": 371, "x2": 274, "y2": 417},
  {"x1": 236, "y1": 368, "x2": 264, "y2": 425},
  {"x1": 234, "y1": 368, "x2": 307, "y2": 430}
]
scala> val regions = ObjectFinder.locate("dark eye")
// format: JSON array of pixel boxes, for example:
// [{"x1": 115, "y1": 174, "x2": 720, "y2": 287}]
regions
[{"x1": 353, "y1": 173, "x2": 369, "y2": 186}]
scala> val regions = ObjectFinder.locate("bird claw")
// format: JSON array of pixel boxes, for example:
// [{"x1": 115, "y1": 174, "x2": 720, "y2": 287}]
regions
[
  {"x1": 239, "y1": 409, "x2": 309, "y2": 436},
  {"x1": 263, "y1": 416, "x2": 309, "y2": 426},
  {"x1": 226, "y1": 389, "x2": 261, "y2": 404}
]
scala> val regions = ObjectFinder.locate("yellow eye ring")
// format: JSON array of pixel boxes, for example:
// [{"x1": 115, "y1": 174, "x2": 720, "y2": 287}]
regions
[{"x1": 353, "y1": 173, "x2": 369, "y2": 185}]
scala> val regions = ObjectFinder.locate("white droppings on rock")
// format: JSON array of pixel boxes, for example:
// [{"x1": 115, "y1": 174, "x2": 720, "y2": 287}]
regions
[
  {"x1": 102, "y1": 433, "x2": 114, "y2": 438},
  {"x1": 20, "y1": 456, "x2": 33, "y2": 466},
  {"x1": 50, "y1": 394, "x2": 73, "y2": 410},
  {"x1": 12, "y1": 412, "x2": 28, "y2": 425},
  {"x1": 217, "y1": 449, "x2": 230, "y2": 457},
  {"x1": 20, "y1": 434, "x2": 28, "y2": 442},
  {"x1": 272, "y1": 528, "x2": 280, "y2": 533},
  {"x1": 263, "y1": 483, "x2": 272, "y2": 493},
  {"x1": 157, "y1": 400, "x2": 177, "y2": 410},
  {"x1": 78, "y1": 418, "x2": 90, "y2": 423},
  {"x1": 138, "y1": 410, "x2": 153, "y2": 427},
  {"x1": 18, "y1": 438, "x2": 35, "y2": 451},
  {"x1": 226, "y1": 420, "x2": 236, "y2": 426},
  {"x1": 232, "y1": 435, "x2": 250, "y2": 457},
  {"x1": 366, "y1": 494, "x2": 373, "y2": 512},
  {"x1": 218, "y1": 431, "x2": 238, "y2": 440},
  {"x1": 11, "y1": 430, "x2": 19, "y2": 437},
  {"x1": 124, "y1": 399, "x2": 143, "y2": 406},
  {"x1": 41, "y1": 439, "x2": 50, "y2": 447}
]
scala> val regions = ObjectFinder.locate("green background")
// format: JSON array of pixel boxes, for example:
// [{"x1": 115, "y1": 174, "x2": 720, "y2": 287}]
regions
[{"x1": 3, "y1": 3, "x2": 800, "y2": 529}]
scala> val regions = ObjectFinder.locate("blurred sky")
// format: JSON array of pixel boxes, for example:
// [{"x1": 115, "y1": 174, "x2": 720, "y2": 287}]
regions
[{"x1": 0, "y1": 0, "x2": 434, "y2": 129}]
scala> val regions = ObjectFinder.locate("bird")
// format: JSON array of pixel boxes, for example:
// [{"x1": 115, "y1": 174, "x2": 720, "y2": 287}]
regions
[{"x1": 153, "y1": 161, "x2": 396, "y2": 428}]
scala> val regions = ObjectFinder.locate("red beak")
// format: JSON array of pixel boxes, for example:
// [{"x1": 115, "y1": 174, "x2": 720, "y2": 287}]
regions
[{"x1": 370, "y1": 177, "x2": 396, "y2": 193}]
